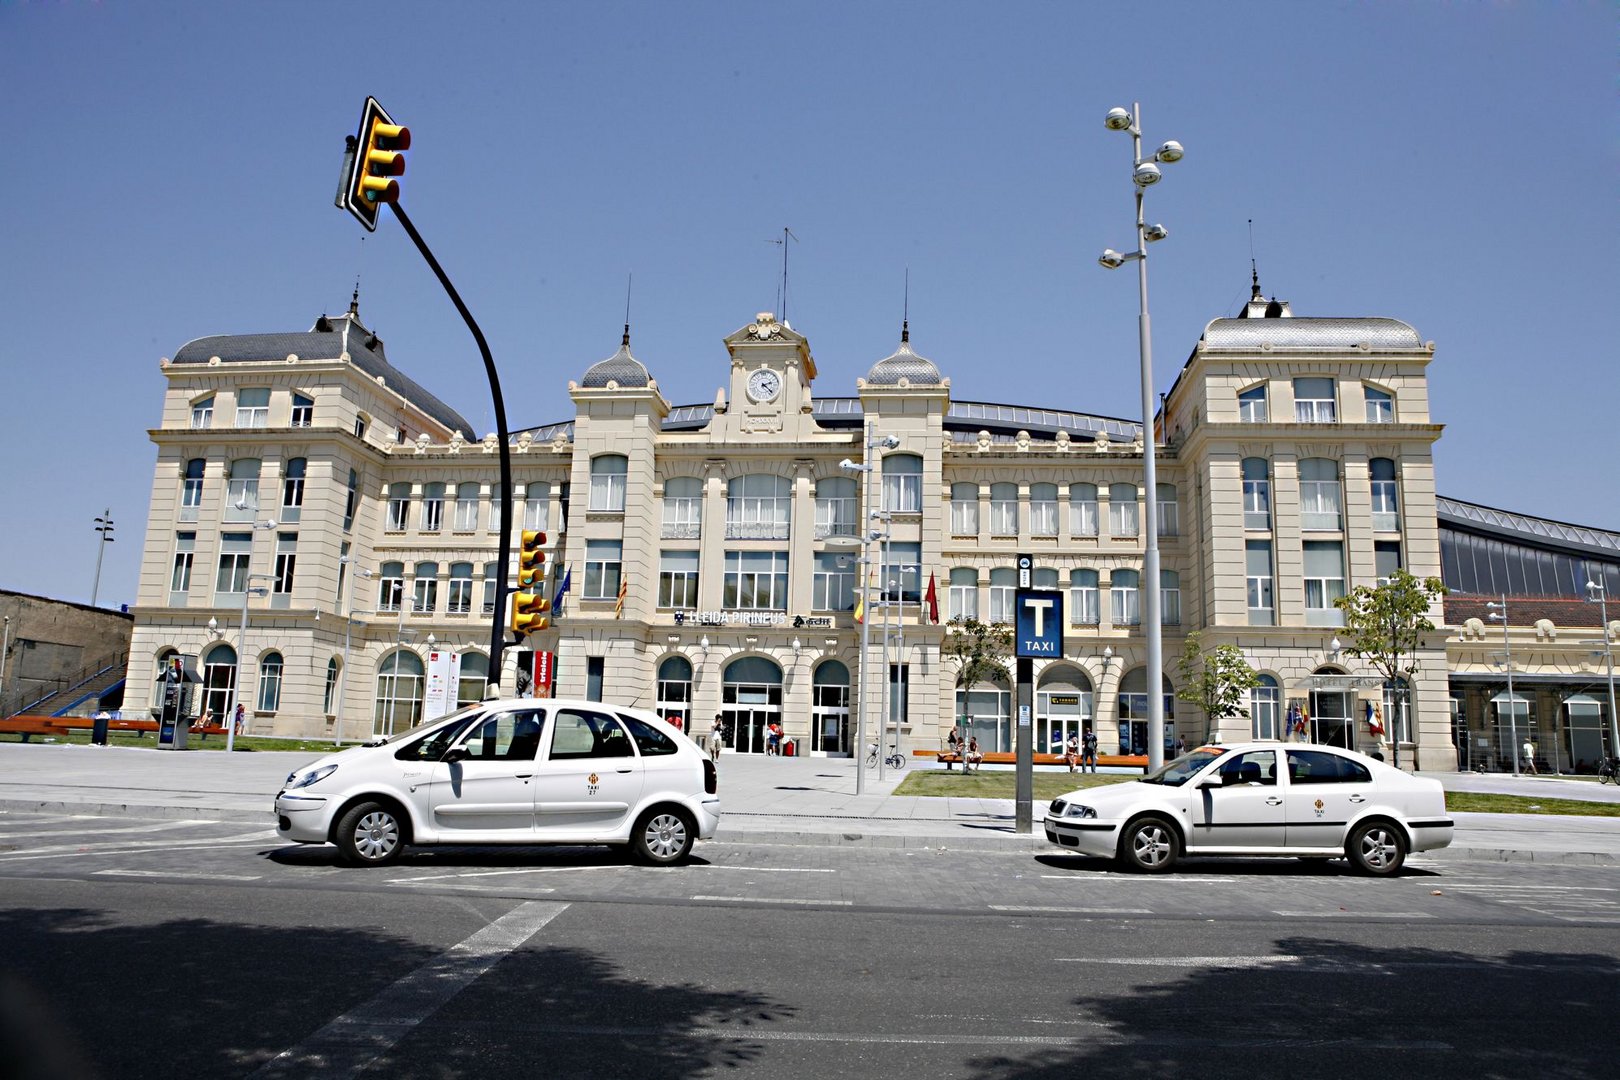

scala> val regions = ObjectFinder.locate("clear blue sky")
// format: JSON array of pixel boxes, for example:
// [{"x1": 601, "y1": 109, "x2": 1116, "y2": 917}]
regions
[{"x1": 2, "y1": 1, "x2": 1615, "y2": 609}]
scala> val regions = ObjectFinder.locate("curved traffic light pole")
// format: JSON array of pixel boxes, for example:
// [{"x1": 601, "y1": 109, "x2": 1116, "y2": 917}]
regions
[{"x1": 386, "y1": 199, "x2": 513, "y2": 696}]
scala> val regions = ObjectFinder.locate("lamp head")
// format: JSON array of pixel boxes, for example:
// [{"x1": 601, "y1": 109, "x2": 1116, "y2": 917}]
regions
[
  {"x1": 1098, "y1": 249, "x2": 1126, "y2": 269},
  {"x1": 1104, "y1": 107, "x2": 1133, "y2": 131},
  {"x1": 1143, "y1": 223, "x2": 1168, "y2": 242},
  {"x1": 1329, "y1": 637, "x2": 1342, "y2": 653},
  {"x1": 1154, "y1": 140, "x2": 1184, "y2": 163},
  {"x1": 1132, "y1": 161, "x2": 1162, "y2": 187},
  {"x1": 839, "y1": 458, "x2": 860, "y2": 472},
  {"x1": 879, "y1": 435, "x2": 901, "y2": 449}
]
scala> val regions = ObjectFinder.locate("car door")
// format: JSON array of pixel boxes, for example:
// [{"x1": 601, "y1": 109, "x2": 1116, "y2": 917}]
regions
[
  {"x1": 533, "y1": 707, "x2": 645, "y2": 839},
  {"x1": 424, "y1": 708, "x2": 545, "y2": 839},
  {"x1": 1187, "y1": 749, "x2": 1286, "y2": 851},
  {"x1": 1283, "y1": 748, "x2": 1374, "y2": 851}
]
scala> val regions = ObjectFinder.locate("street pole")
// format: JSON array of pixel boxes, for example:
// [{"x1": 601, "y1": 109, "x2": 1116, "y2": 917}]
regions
[
  {"x1": 0, "y1": 615, "x2": 10, "y2": 708},
  {"x1": 335, "y1": 559, "x2": 372, "y2": 747},
  {"x1": 226, "y1": 576, "x2": 270, "y2": 753},
  {"x1": 876, "y1": 518, "x2": 891, "y2": 781},
  {"x1": 1488, "y1": 595, "x2": 1519, "y2": 776},
  {"x1": 91, "y1": 509, "x2": 114, "y2": 607},
  {"x1": 1589, "y1": 581, "x2": 1619, "y2": 760}
]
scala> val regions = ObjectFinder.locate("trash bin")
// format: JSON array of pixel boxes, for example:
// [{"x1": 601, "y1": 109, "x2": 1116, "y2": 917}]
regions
[
  {"x1": 784, "y1": 738, "x2": 798, "y2": 757},
  {"x1": 91, "y1": 713, "x2": 111, "y2": 746}
]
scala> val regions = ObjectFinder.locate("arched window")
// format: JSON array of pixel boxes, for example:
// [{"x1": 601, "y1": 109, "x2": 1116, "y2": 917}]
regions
[
  {"x1": 1036, "y1": 665, "x2": 1094, "y2": 756},
  {"x1": 457, "y1": 652, "x2": 489, "y2": 708},
  {"x1": 280, "y1": 458, "x2": 306, "y2": 523},
  {"x1": 721, "y1": 656, "x2": 784, "y2": 755},
  {"x1": 225, "y1": 458, "x2": 261, "y2": 522},
  {"x1": 663, "y1": 476, "x2": 703, "y2": 538},
  {"x1": 882, "y1": 453, "x2": 922, "y2": 513},
  {"x1": 1030, "y1": 483, "x2": 1059, "y2": 537},
  {"x1": 257, "y1": 651, "x2": 283, "y2": 712},
  {"x1": 948, "y1": 567, "x2": 979, "y2": 621},
  {"x1": 153, "y1": 648, "x2": 179, "y2": 709},
  {"x1": 523, "y1": 480, "x2": 549, "y2": 531},
  {"x1": 989, "y1": 483, "x2": 1018, "y2": 536},
  {"x1": 988, "y1": 567, "x2": 1017, "y2": 623},
  {"x1": 447, "y1": 561, "x2": 474, "y2": 615},
  {"x1": 950, "y1": 482, "x2": 979, "y2": 536},
  {"x1": 374, "y1": 649, "x2": 425, "y2": 736},
  {"x1": 1069, "y1": 569, "x2": 1099, "y2": 625},
  {"x1": 656, "y1": 656, "x2": 693, "y2": 729},
  {"x1": 812, "y1": 660, "x2": 851, "y2": 754},
  {"x1": 421, "y1": 482, "x2": 445, "y2": 532},
  {"x1": 726, "y1": 474, "x2": 791, "y2": 539},
  {"x1": 1242, "y1": 458, "x2": 1270, "y2": 530},
  {"x1": 1118, "y1": 667, "x2": 1175, "y2": 755},
  {"x1": 1070, "y1": 483, "x2": 1098, "y2": 537},
  {"x1": 1251, "y1": 675, "x2": 1282, "y2": 740},
  {"x1": 1370, "y1": 458, "x2": 1400, "y2": 532},
  {"x1": 590, "y1": 454, "x2": 629, "y2": 512},
  {"x1": 324, "y1": 657, "x2": 340, "y2": 715},
  {"x1": 378, "y1": 561, "x2": 405, "y2": 613},
  {"x1": 202, "y1": 643, "x2": 237, "y2": 724},
  {"x1": 1110, "y1": 569, "x2": 1141, "y2": 625},
  {"x1": 1108, "y1": 483, "x2": 1139, "y2": 537},
  {"x1": 181, "y1": 458, "x2": 206, "y2": 522},
  {"x1": 454, "y1": 482, "x2": 480, "y2": 531},
  {"x1": 814, "y1": 476, "x2": 856, "y2": 540}
]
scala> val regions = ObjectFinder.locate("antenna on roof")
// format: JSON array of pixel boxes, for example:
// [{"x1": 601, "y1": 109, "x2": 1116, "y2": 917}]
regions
[
  {"x1": 1248, "y1": 218, "x2": 1261, "y2": 301},
  {"x1": 351, "y1": 234, "x2": 365, "y2": 317},
  {"x1": 622, "y1": 272, "x2": 632, "y2": 347},
  {"x1": 766, "y1": 227, "x2": 798, "y2": 325},
  {"x1": 902, "y1": 267, "x2": 910, "y2": 343}
]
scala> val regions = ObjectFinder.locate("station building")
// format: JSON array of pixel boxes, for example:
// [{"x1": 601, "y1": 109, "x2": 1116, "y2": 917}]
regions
[{"x1": 123, "y1": 288, "x2": 1618, "y2": 772}]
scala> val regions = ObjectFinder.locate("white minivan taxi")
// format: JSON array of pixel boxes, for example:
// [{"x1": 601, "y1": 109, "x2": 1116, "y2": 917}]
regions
[{"x1": 275, "y1": 698, "x2": 720, "y2": 866}]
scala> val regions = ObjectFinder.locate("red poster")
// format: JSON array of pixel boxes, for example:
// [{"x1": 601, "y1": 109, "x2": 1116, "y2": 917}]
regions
[{"x1": 533, "y1": 650, "x2": 554, "y2": 692}]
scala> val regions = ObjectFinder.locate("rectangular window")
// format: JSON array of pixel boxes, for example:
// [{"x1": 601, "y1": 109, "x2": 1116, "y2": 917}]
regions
[
  {"x1": 590, "y1": 457, "x2": 628, "y2": 512},
  {"x1": 524, "y1": 483, "x2": 550, "y2": 532},
  {"x1": 215, "y1": 532, "x2": 252, "y2": 599},
  {"x1": 482, "y1": 562, "x2": 501, "y2": 616},
  {"x1": 336, "y1": 541, "x2": 350, "y2": 608},
  {"x1": 1303, "y1": 540, "x2": 1346, "y2": 626},
  {"x1": 584, "y1": 540, "x2": 624, "y2": 601},
  {"x1": 190, "y1": 397, "x2": 214, "y2": 429},
  {"x1": 1109, "y1": 489, "x2": 1139, "y2": 538},
  {"x1": 1110, "y1": 570, "x2": 1141, "y2": 626},
  {"x1": 877, "y1": 542, "x2": 922, "y2": 603},
  {"x1": 1069, "y1": 571, "x2": 1099, "y2": 626},
  {"x1": 1160, "y1": 571, "x2": 1181, "y2": 625},
  {"x1": 1375, "y1": 540, "x2": 1403, "y2": 581},
  {"x1": 291, "y1": 393, "x2": 314, "y2": 427},
  {"x1": 1293, "y1": 377, "x2": 1337, "y2": 423},
  {"x1": 447, "y1": 568, "x2": 474, "y2": 615},
  {"x1": 950, "y1": 493, "x2": 979, "y2": 537},
  {"x1": 272, "y1": 533, "x2": 296, "y2": 598},
  {"x1": 280, "y1": 460, "x2": 305, "y2": 523},
  {"x1": 1070, "y1": 485, "x2": 1099, "y2": 537},
  {"x1": 1156, "y1": 485, "x2": 1178, "y2": 537},
  {"x1": 170, "y1": 532, "x2": 195, "y2": 603},
  {"x1": 1365, "y1": 387, "x2": 1394, "y2": 423},
  {"x1": 1247, "y1": 540, "x2": 1274, "y2": 626},
  {"x1": 224, "y1": 460, "x2": 260, "y2": 523},
  {"x1": 1238, "y1": 385, "x2": 1268, "y2": 423},
  {"x1": 236, "y1": 387, "x2": 270, "y2": 428},
  {"x1": 948, "y1": 570, "x2": 979, "y2": 622},
  {"x1": 1030, "y1": 491, "x2": 1059, "y2": 538},
  {"x1": 723, "y1": 550, "x2": 788, "y2": 610},
  {"x1": 1298, "y1": 461, "x2": 1342, "y2": 531},
  {"x1": 812, "y1": 551, "x2": 855, "y2": 612},
  {"x1": 586, "y1": 657, "x2": 605, "y2": 702},
  {"x1": 658, "y1": 550, "x2": 701, "y2": 610}
]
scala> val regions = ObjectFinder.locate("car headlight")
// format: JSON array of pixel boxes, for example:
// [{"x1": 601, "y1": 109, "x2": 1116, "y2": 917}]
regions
[
  {"x1": 1062, "y1": 803, "x2": 1097, "y2": 819},
  {"x1": 284, "y1": 764, "x2": 338, "y2": 790}
]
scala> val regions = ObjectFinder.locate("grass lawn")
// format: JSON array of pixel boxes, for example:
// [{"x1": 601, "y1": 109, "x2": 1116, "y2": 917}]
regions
[
  {"x1": 3, "y1": 729, "x2": 352, "y2": 755},
  {"x1": 1444, "y1": 792, "x2": 1620, "y2": 817}
]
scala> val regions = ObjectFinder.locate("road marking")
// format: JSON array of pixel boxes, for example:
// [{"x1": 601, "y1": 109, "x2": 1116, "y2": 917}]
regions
[
  {"x1": 398, "y1": 865, "x2": 626, "y2": 882},
  {"x1": 1272, "y1": 911, "x2": 1434, "y2": 919},
  {"x1": 1058, "y1": 955, "x2": 1306, "y2": 968},
  {"x1": 1039, "y1": 874, "x2": 1242, "y2": 883},
  {"x1": 0, "y1": 829, "x2": 278, "y2": 862},
  {"x1": 690, "y1": 895, "x2": 853, "y2": 906},
  {"x1": 254, "y1": 900, "x2": 569, "y2": 1079},
  {"x1": 702, "y1": 865, "x2": 837, "y2": 873},
  {"x1": 94, "y1": 869, "x2": 262, "y2": 882},
  {"x1": 991, "y1": 904, "x2": 1152, "y2": 915},
  {"x1": 1441, "y1": 883, "x2": 1620, "y2": 892},
  {"x1": 0, "y1": 819, "x2": 218, "y2": 839}
]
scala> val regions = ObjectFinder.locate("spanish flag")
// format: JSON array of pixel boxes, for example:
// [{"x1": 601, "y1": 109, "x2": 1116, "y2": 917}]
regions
[{"x1": 853, "y1": 592, "x2": 864, "y2": 624}]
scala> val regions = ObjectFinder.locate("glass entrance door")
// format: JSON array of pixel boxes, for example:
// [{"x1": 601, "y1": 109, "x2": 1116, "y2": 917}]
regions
[
  {"x1": 1310, "y1": 690, "x2": 1353, "y2": 748},
  {"x1": 724, "y1": 707, "x2": 777, "y2": 754}
]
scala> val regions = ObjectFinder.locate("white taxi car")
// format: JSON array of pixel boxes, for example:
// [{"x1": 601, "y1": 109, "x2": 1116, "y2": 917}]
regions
[
  {"x1": 275, "y1": 699, "x2": 720, "y2": 866},
  {"x1": 1045, "y1": 743, "x2": 1453, "y2": 874}
]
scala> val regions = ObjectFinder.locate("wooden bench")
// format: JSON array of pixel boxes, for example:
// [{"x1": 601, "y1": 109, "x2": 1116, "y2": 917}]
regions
[
  {"x1": 0, "y1": 716, "x2": 231, "y2": 742},
  {"x1": 917, "y1": 748, "x2": 1150, "y2": 772}
]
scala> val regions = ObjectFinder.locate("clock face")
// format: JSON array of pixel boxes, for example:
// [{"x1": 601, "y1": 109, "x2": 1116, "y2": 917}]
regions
[{"x1": 747, "y1": 368, "x2": 782, "y2": 403}]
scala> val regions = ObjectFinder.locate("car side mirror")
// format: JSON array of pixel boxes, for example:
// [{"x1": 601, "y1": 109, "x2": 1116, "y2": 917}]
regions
[{"x1": 442, "y1": 746, "x2": 469, "y2": 764}]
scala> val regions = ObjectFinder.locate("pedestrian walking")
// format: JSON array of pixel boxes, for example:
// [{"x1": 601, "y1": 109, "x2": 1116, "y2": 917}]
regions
[
  {"x1": 232, "y1": 703, "x2": 246, "y2": 736},
  {"x1": 1523, "y1": 738, "x2": 1538, "y2": 775},
  {"x1": 708, "y1": 716, "x2": 724, "y2": 762},
  {"x1": 1081, "y1": 728, "x2": 1099, "y2": 773},
  {"x1": 1065, "y1": 733, "x2": 1079, "y2": 773}
]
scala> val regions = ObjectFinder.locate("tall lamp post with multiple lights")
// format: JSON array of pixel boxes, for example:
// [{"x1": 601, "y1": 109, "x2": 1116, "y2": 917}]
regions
[
  {"x1": 840, "y1": 424, "x2": 900, "y2": 795},
  {"x1": 335, "y1": 556, "x2": 375, "y2": 747},
  {"x1": 1486, "y1": 597, "x2": 1519, "y2": 776},
  {"x1": 1587, "y1": 580, "x2": 1619, "y2": 761},
  {"x1": 1098, "y1": 102, "x2": 1184, "y2": 771},
  {"x1": 91, "y1": 509, "x2": 115, "y2": 607}
]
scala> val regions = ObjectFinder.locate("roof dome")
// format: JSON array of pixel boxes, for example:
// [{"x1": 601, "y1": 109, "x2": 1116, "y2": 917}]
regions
[
  {"x1": 581, "y1": 327, "x2": 652, "y2": 388},
  {"x1": 864, "y1": 324, "x2": 941, "y2": 386}
]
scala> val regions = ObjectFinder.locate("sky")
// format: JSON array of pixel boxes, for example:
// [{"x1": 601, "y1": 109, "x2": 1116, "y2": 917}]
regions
[{"x1": 2, "y1": 1, "x2": 1616, "y2": 611}]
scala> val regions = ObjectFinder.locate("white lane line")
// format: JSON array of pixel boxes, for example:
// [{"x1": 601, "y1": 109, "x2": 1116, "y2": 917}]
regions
[
  {"x1": 385, "y1": 882, "x2": 557, "y2": 894},
  {"x1": 0, "y1": 820, "x2": 219, "y2": 839},
  {"x1": 0, "y1": 829, "x2": 278, "y2": 861},
  {"x1": 1057, "y1": 956, "x2": 1306, "y2": 968},
  {"x1": 1039, "y1": 875, "x2": 1242, "y2": 883},
  {"x1": 254, "y1": 900, "x2": 569, "y2": 1079},
  {"x1": 398, "y1": 865, "x2": 626, "y2": 882},
  {"x1": 703, "y1": 865, "x2": 837, "y2": 873},
  {"x1": 95, "y1": 869, "x2": 262, "y2": 882},
  {"x1": 991, "y1": 904, "x2": 1152, "y2": 915},
  {"x1": 1272, "y1": 911, "x2": 1434, "y2": 919},
  {"x1": 1441, "y1": 884, "x2": 1620, "y2": 892},
  {"x1": 690, "y1": 895, "x2": 853, "y2": 906}
]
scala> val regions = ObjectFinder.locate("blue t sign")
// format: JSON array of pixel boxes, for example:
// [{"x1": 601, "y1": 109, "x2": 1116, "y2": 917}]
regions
[{"x1": 1014, "y1": 589, "x2": 1064, "y2": 658}]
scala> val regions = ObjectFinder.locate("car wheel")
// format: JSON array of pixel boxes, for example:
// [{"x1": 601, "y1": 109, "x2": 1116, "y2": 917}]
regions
[
  {"x1": 336, "y1": 801, "x2": 405, "y2": 867},
  {"x1": 1346, "y1": 820, "x2": 1406, "y2": 876},
  {"x1": 1118, "y1": 816, "x2": 1178, "y2": 873},
  {"x1": 631, "y1": 807, "x2": 695, "y2": 865}
]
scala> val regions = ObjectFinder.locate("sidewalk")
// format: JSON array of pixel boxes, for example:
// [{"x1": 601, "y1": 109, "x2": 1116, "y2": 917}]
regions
[{"x1": 0, "y1": 743, "x2": 1615, "y2": 864}]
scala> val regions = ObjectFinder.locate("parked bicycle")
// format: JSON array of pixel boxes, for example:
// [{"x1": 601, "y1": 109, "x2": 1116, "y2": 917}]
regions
[
  {"x1": 865, "y1": 743, "x2": 907, "y2": 770},
  {"x1": 1598, "y1": 756, "x2": 1620, "y2": 785}
]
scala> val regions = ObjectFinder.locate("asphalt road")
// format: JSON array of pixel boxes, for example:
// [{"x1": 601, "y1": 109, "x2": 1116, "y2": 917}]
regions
[{"x1": 1, "y1": 812, "x2": 1616, "y2": 1079}]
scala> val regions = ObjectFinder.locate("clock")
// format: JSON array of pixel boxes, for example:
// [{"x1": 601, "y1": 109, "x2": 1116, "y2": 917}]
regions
[{"x1": 747, "y1": 368, "x2": 782, "y2": 403}]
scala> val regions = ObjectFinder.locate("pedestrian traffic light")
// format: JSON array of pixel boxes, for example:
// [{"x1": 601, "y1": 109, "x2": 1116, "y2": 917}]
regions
[
  {"x1": 340, "y1": 96, "x2": 410, "y2": 232},
  {"x1": 511, "y1": 530, "x2": 550, "y2": 637}
]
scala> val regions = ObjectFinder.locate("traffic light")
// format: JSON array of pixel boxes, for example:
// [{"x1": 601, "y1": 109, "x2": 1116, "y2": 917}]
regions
[
  {"x1": 340, "y1": 96, "x2": 410, "y2": 232},
  {"x1": 511, "y1": 530, "x2": 550, "y2": 637}
]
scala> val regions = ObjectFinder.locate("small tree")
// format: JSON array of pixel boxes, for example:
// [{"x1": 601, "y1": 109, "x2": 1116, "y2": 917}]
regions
[
  {"x1": 1333, "y1": 569, "x2": 1447, "y2": 769},
  {"x1": 941, "y1": 617, "x2": 1013, "y2": 744},
  {"x1": 1176, "y1": 631, "x2": 1263, "y2": 742}
]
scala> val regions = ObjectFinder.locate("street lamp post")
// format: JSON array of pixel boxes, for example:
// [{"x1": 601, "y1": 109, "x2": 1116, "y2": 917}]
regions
[
  {"x1": 1099, "y1": 102, "x2": 1183, "y2": 772},
  {"x1": 1587, "y1": 580, "x2": 1619, "y2": 761},
  {"x1": 1486, "y1": 596, "x2": 1519, "y2": 776},
  {"x1": 227, "y1": 573, "x2": 274, "y2": 753},
  {"x1": 91, "y1": 509, "x2": 115, "y2": 607},
  {"x1": 335, "y1": 557, "x2": 375, "y2": 747},
  {"x1": 841, "y1": 424, "x2": 899, "y2": 794},
  {"x1": 872, "y1": 512, "x2": 893, "y2": 781}
]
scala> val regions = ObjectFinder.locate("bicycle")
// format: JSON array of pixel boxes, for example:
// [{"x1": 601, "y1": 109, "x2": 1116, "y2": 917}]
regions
[
  {"x1": 1598, "y1": 756, "x2": 1620, "y2": 785},
  {"x1": 865, "y1": 743, "x2": 907, "y2": 770}
]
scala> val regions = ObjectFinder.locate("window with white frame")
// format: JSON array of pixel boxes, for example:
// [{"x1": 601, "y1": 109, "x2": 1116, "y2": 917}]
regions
[
  {"x1": 1160, "y1": 569, "x2": 1181, "y2": 625},
  {"x1": 814, "y1": 476, "x2": 856, "y2": 540},
  {"x1": 412, "y1": 562, "x2": 438, "y2": 614},
  {"x1": 1069, "y1": 568, "x2": 1099, "y2": 625},
  {"x1": 386, "y1": 482, "x2": 411, "y2": 531},
  {"x1": 1030, "y1": 483, "x2": 1059, "y2": 538},
  {"x1": 1032, "y1": 567, "x2": 1059, "y2": 591},
  {"x1": 1303, "y1": 540, "x2": 1346, "y2": 626},
  {"x1": 812, "y1": 551, "x2": 854, "y2": 612},
  {"x1": 988, "y1": 567, "x2": 1016, "y2": 623},
  {"x1": 1298, "y1": 458, "x2": 1342, "y2": 531},
  {"x1": 354, "y1": 414, "x2": 368, "y2": 440},
  {"x1": 1070, "y1": 483, "x2": 1099, "y2": 537},
  {"x1": 948, "y1": 567, "x2": 979, "y2": 621},
  {"x1": 522, "y1": 481, "x2": 549, "y2": 531},
  {"x1": 215, "y1": 532, "x2": 252, "y2": 599},
  {"x1": 657, "y1": 656, "x2": 693, "y2": 730},
  {"x1": 421, "y1": 482, "x2": 445, "y2": 533},
  {"x1": 1156, "y1": 483, "x2": 1178, "y2": 537},
  {"x1": 882, "y1": 453, "x2": 922, "y2": 514},
  {"x1": 590, "y1": 454, "x2": 628, "y2": 512},
  {"x1": 378, "y1": 561, "x2": 404, "y2": 613},
  {"x1": 190, "y1": 395, "x2": 214, "y2": 429},
  {"x1": 950, "y1": 482, "x2": 980, "y2": 536},
  {"x1": 663, "y1": 476, "x2": 703, "y2": 539},
  {"x1": 257, "y1": 652, "x2": 283, "y2": 712},
  {"x1": 1238, "y1": 384, "x2": 1268, "y2": 423},
  {"x1": 290, "y1": 392, "x2": 314, "y2": 427},
  {"x1": 447, "y1": 562, "x2": 474, "y2": 615},
  {"x1": 1369, "y1": 458, "x2": 1400, "y2": 532},
  {"x1": 235, "y1": 387, "x2": 270, "y2": 428},
  {"x1": 1109, "y1": 483, "x2": 1139, "y2": 538},
  {"x1": 659, "y1": 550, "x2": 700, "y2": 610},
  {"x1": 1251, "y1": 675, "x2": 1281, "y2": 740},
  {"x1": 224, "y1": 459, "x2": 260, "y2": 522},
  {"x1": 726, "y1": 474, "x2": 791, "y2": 539},
  {"x1": 373, "y1": 649, "x2": 424, "y2": 736},
  {"x1": 343, "y1": 469, "x2": 358, "y2": 531},
  {"x1": 1242, "y1": 457, "x2": 1271, "y2": 530},
  {"x1": 180, "y1": 459, "x2": 205, "y2": 522},
  {"x1": 880, "y1": 542, "x2": 921, "y2": 602},
  {"x1": 1293, "y1": 377, "x2": 1336, "y2": 423},
  {"x1": 584, "y1": 540, "x2": 624, "y2": 601},
  {"x1": 324, "y1": 657, "x2": 340, "y2": 715},
  {"x1": 481, "y1": 561, "x2": 501, "y2": 616},
  {"x1": 453, "y1": 482, "x2": 479, "y2": 531},
  {"x1": 280, "y1": 458, "x2": 305, "y2": 523},
  {"x1": 1110, "y1": 568, "x2": 1141, "y2": 625},
  {"x1": 456, "y1": 653, "x2": 489, "y2": 709},
  {"x1": 152, "y1": 650, "x2": 178, "y2": 710},
  {"x1": 1364, "y1": 386, "x2": 1394, "y2": 423},
  {"x1": 1247, "y1": 540, "x2": 1274, "y2": 625},
  {"x1": 170, "y1": 532, "x2": 195, "y2": 603},
  {"x1": 1375, "y1": 540, "x2": 1403, "y2": 581},
  {"x1": 272, "y1": 533, "x2": 296, "y2": 597},
  {"x1": 989, "y1": 483, "x2": 1018, "y2": 536},
  {"x1": 723, "y1": 550, "x2": 788, "y2": 610},
  {"x1": 335, "y1": 541, "x2": 349, "y2": 607}
]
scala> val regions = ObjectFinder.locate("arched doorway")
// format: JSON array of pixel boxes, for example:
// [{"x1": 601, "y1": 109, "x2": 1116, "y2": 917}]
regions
[
  {"x1": 374, "y1": 649, "x2": 424, "y2": 737},
  {"x1": 1118, "y1": 667, "x2": 1175, "y2": 756},
  {"x1": 201, "y1": 644, "x2": 236, "y2": 724},
  {"x1": 656, "y1": 656, "x2": 693, "y2": 733},
  {"x1": 722, "y1": 656, "x2": 782, "y2": 754},
  {"x1": 812, "y1": 660, "x2": 850, "y2": 754},
  {"x1": 1036, "y1": 665, "x2": 1094, "y2": 755}
]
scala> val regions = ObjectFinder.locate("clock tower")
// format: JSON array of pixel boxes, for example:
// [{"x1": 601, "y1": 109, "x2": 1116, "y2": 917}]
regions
[{"x1": 719, "y1": 312, "x2": 819, "y2": 437}]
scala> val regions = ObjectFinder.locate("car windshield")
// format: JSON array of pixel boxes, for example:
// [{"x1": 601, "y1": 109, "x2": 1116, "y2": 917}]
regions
[
  {"x1": 373, "y1": 702, "x2": 487, "y2": 746},
  {"x1": 1139, "y1": 748, "x2": 1225, "y2": 786}
]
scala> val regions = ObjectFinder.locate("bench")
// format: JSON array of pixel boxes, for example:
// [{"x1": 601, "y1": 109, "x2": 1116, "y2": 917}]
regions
[{"x1": 0, "y1": 716, "x2": 231, "y2": 742}]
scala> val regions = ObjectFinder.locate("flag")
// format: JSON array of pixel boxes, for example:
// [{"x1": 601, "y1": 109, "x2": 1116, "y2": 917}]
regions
[
  {"x1": 925, "y1": 572, "x2": 939, "y2": 624},
  {"x1": 614, "y1": 576, "x2": 628, "y2": 618},
  {"x1": 853, "y1": 591, "x2": 864, "y2": 624},
  {"x1": 552, "y1": 566, "x2": 571, "y2": 616}
]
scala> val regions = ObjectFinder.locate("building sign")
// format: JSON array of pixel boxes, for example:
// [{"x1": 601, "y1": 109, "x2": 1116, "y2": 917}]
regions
[
  {"x1": 1014, "y1": 589, "x2": 1064, "y2": 658},
  {"x1": 533, "y1": 650, "x2": 554, "y2": 694},
  {"x1": 674, "y1": 611, "x2": 835, "y2": 629},
  {"x1": 423, "y1": 649, "x2": 461, "y2": 721},
  {"x1": 1017, "y1": 553, "x2": 1033, "y2": 589}
]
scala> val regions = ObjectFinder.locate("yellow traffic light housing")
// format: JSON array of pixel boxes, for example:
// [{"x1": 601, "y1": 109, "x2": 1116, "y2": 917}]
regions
[
  {"x1": 340, "y1": 97, "x2": 410, "y2": 232},
  {"x1": 511, "y1": 530, "x2": 550, "y2": 638},
  {"x1": 518, "y1": 530, "x2": 547, "y2": 589}
]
